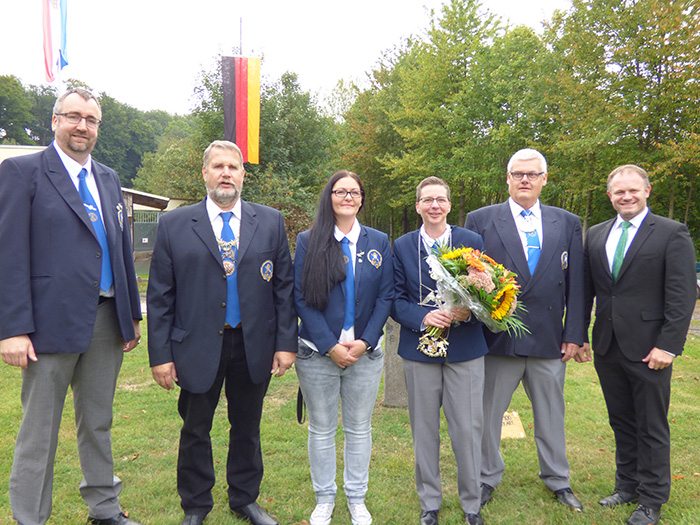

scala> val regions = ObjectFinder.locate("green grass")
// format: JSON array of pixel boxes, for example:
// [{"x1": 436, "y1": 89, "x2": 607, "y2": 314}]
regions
[{"x1": 1, "y1": 323, "x2": 699, "y2": 524}]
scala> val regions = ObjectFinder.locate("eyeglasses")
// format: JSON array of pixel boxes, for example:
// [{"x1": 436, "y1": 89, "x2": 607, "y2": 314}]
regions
[
  {"x1": 418, "y1": 197, "x2": 450, "y2": 207},
  {"x1": 509, "y1": 171, "x2": 544, "y2": 181},
  {"x1": 56, "y1": 113, "x2": 101, "y2": 129},
  {"x1": 332, "y1": 189, "x2": 363, "y2": 199}
]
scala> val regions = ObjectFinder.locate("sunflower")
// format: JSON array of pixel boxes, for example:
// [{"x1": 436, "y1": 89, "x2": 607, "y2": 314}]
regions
[{"x1": 492, "y1": 283, "x2": 517, "y2": 320}]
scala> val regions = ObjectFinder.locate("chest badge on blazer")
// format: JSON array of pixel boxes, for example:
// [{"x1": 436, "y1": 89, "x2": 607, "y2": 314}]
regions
[
  {"x1": 561, "y1": 251, "x2": 569, "y2": 270},
  {"x1": 260, "y1": 260, "x2": 273, "y2": 281},
  {"x1": 367, "y1": 249, "x2": 382, "y2": 269},
  {"x1": 116, "y1": 203, "x2": 124, "y2": 231}
]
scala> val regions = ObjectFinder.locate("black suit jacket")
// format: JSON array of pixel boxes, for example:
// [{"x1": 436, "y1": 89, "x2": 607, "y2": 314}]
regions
[
  {"x1": 583, "y1": 212, "x2": 696, "y2": 359},
  {"x1": 0, "y1": 145, "x2": 141, "y2": 351},
  {"x1": 465, "y1": 201, "x2": 585, "y2": 358},
  {"x1": 147, "y1": 199, "x2": 298, "y2": 393}
]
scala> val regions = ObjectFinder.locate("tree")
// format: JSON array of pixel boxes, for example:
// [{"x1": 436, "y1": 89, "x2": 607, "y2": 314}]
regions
[{"x1": 0, "y1": 75, "x2": 33, "y2": 144}]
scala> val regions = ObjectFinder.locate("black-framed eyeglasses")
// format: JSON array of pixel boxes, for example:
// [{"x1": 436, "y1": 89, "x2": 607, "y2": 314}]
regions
[
  {"x1": 509, "y1": 171, "x2": 544, "y2": 181},
  {"x1": 332, "y1": 189, "x2": 363, "y2": 199},
  {"x1": 418, "y1": 196, "x2": 450, "y2": 207},
  {"x1": 56, "y1": 113, "x2": 101, "y2": 129}
]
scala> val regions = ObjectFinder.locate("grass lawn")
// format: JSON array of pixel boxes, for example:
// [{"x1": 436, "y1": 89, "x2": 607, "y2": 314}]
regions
[{"x1": 1, "y1": 320, "x2": 699, "y2": 524}]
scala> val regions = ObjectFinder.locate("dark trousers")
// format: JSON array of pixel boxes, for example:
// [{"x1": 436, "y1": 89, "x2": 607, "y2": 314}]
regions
[
  {"x1": 177, "y1": 327, "x2": 271, "y2": 515},
  {"x1": 594, "y1": 337, "x2": 672, "y2": 509}
]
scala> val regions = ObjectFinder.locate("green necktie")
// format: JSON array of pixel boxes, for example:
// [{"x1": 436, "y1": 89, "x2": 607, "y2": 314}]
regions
[{"x1": 612, "y1": 221, "x2": 631, "y2": 281}]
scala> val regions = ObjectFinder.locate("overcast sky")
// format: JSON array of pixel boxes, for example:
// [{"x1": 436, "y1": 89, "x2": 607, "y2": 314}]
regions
[{"x1": 0, "y1": 0, "x2": 570, "y2": 115}]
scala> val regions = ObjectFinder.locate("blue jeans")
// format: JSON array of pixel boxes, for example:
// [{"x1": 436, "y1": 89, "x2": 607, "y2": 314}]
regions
[{"x1": 296, "y1": 341, "x2": 384, "y2": 504}]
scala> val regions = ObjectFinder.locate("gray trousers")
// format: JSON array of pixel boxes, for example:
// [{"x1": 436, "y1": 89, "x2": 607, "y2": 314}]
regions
[
  {"x1": 10, "y1": 300, "x2": 125, "y2": 525},
  {"x1": 481, "y1": 354, "x2": 570, "y2": 491},
  {"x1": 403, "y1": 357, "x2": 484, "y2": 515}
]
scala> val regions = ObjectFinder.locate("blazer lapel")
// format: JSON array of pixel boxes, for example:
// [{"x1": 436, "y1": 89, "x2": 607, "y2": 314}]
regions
[
  {"x1": 529, "y1": 207, "x2": 561, "y2": 287},
  {"x1": 493, "y1": 203, "x2": 530, "y2": 281},
  {"x1": 44, "y1": 148, "x2": 97, "y2": 239},
  {"x1": 238, "y1": 200, "x2": 258, "y2": 263},
  {"x1": 92, "y1": 162, "x2": 117, "y2": 248},
  {"x1": 617, "y1": 213, "x2": 654, "y2": 281},
  {"x1": 595, "y1": 219, "x2": 616, "y2": 282},
  {"x1": 353, "y1": 226, "x2": 369, "y2": 296},
  {"x1": 191, "y1": 200, "x2": 224, "y2": 268}
]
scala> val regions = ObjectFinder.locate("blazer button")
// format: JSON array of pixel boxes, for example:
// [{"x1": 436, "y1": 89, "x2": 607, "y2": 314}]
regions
[
  {"x1": 355, "y1": 300, "x2": 360, "y2": 305},
  {"x1": 218, "y1": 330, "x2": 224, "y2": 335},
  {"x1": 223, "y1": 274, "x2": 227, "y2": 280},
  {"x1": 96, "y1": 252, "x2": 101, "y2": 259},
  {"x1": 93, "y1": 281, "x2": 99, "y2": 287},
  {"x1": 222, "y1": 302, "x2": 226, "y2": 308}
]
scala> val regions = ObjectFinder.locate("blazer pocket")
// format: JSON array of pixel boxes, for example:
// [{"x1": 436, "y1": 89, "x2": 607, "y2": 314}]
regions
[
  {"x1": 641, "y1": 309, "x2": 664, "y2": 321},
  {"x1": 170, "y1": 326, "x2": 187, "y2": 342}
]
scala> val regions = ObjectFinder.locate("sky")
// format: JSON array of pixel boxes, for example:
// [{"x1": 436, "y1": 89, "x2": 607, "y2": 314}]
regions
[{"x1": 0, "y1": 0, "x2": 571, "y2": 115}]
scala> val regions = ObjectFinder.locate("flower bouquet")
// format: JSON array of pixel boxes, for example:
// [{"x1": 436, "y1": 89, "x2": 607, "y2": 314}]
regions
[{"x1": 418, "y1": 245, "x2": 529, "y2": 357}]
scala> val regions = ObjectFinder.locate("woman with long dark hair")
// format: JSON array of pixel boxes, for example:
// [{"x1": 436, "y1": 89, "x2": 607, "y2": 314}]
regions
[{"x1": 294, "y1": 170, "x2": 393, "y2": 525}]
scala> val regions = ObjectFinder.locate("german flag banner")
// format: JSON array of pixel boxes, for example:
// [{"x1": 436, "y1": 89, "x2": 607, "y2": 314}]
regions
[{"x1": 222, "y1": 56, "x2": 261, "y2": 164}]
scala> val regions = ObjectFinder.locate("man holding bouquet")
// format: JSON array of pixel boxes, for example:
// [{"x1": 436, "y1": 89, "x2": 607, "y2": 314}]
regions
[
  {"x1": 465, "y1": 148, "x2": 586, "y2": 511},
  {"x1": 392, "y1": 177, "x2": 490, "y2": 525}
]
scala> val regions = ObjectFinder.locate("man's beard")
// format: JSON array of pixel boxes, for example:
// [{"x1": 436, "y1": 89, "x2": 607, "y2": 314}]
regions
[{"x1": 208, "y1": 184, "x2": 240, "y2": 207}]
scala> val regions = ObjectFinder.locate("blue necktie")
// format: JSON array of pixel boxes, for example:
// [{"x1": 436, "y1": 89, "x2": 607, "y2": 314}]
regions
[
  {"x1": 521, "y1": 209, "x2": 540, "y2": 275},
  {"x1": 612, "y1": 221, "x2": 631, "y2": 281},
  {"x1": 220, "y1": 212, "x2": 241, "y2": 326},
  {"x1": 78, "y1": 168, "x2": 113, "y2": 292},
  {"x1": 341, "y1": 237, "x2": 355, "y2": 330}
]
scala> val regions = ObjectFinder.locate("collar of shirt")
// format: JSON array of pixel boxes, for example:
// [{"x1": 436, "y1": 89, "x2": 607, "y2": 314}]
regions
[
  {"x1": 334, "y1": 219, "x2": 361, "y2": 270},
  {"x1": 53, "y1": 140, "x2": 95, "y2": 190},
  {"x1": 605, "y1": 207, "x2": 649, "y2": 270},
  {"x1": 509, "y1": 197, "x2": 543, "y2": 253},
  {"x1": 419, "y1": 224, "x2": 451, "y2": 254},
  {"x1": 206, "y1": 196, "x2": 242, "y2": 240},
  {"x1": 612, "y1": 207, "x2": 648, "y2": 231}
]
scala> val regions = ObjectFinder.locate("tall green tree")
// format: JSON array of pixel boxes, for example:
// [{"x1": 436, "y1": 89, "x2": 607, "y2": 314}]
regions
[{"x1": 0, "y1": 75, "x2": 33, "y2": 144}]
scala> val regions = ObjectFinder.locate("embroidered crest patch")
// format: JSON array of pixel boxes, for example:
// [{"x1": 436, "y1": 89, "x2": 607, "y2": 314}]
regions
[
  {"x1": 561, "y1": 251, "x2": 569, "y2": 270},
  {"x1": 260, "y1": 260, "x2": 274, "y2": 281},
  {"x1": 367, "y1": 249, "x2": 382, "y2": 269}
]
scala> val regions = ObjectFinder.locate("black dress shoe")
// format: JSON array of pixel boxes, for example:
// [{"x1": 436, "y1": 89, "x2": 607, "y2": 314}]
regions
[
  {"x1": 480, "y1": 483, "x2": 494, "y2": 507},
  {"x1": 420, "y1": 510, "x2": 438, "y2": 525},
  {"x1": 599, "y1": 489, "x2": 639, "y2": 507},
  {"x1": 231, "y1": 502, "x2": 279, "y2": 525},
  {"x1": 464, "y1": 513, "x2": 483, "y2": 525},
  {"x1": 181, "y1": 514, "x2": 206, "y2": 525},
  {"x1": 626, "y1": 504, "x2": 660, "y2": 525},
  {"x1": 554, "y1": 488, "x2": 583, "y2": 512},
  {"x1": 87, "y1": 512, "x2": 142, "y2": 525}
]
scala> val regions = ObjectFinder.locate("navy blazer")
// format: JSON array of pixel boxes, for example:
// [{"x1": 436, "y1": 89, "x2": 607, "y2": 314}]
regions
[
  {"x1": 147, "y1": 199, "x2": 298, "y2": 393},
  {"x1": 294, "y1": 225, "x2": 394, "y2": 354},
  {"x1": 583, "y1": 212, "x2": 696, "y2": 360},
  {"x1": 0, "y1": 146, "x2": 141, "y2": 352},
  {"x1": 465, "y1": 202, "x2": 585, "y2": 358},
  {"x1": 391, "y1": 226, "x2": 489, "y2": 363}
]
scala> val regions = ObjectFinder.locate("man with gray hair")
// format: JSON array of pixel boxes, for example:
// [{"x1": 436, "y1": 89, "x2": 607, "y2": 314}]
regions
[
  {"x1": 0, "y1": 88, "x2": 143, "y2": 524},
  {"x1": 465, "y1": 148, "x2": 585, "y2": 511},
  {"x1": 147, "y1": 140, "x2": 297, "y2": 525}
]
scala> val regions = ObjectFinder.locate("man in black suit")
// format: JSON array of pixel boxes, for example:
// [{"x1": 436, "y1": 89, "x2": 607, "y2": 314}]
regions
[
  {"x1": 147, "y1": 140, "x2": 297, "y2": 525},
  {"x1": 465, "y1": 148, "x2": 585, "y2": 511},
  {"x1": 0, "y1": 88, "x2": 142, "y2": 525},
  {"x1": 582, "y1": 164, "x2": 696, "y2": 525}
]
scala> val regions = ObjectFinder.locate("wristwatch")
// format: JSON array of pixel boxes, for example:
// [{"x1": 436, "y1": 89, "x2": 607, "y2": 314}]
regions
[{"x1": 361, "y1": 339, "x2": 374, "y2": 353}]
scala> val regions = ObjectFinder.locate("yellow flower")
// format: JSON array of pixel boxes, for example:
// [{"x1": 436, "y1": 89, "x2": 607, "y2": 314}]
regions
[{"x1": 492, "y1": 284, "x2": 516, "y2": 320}]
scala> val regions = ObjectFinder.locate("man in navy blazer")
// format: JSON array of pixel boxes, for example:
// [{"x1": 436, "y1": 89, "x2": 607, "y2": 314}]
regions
[
  {"x1": 464, "y1": 149, "x2": 585, "y2": 512},
  {"x1": 147, "y1": 140, "x2": 297, "y2": 525},
  {"x1": 583, "y1": 165, "x2": 696, "y2": 525},
  {"x1": 392, "y1": 177, "x2": 489, "y2": 525},
  {"x1": 0, "y1": 89, "x2": 142, "y2": 525}
]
